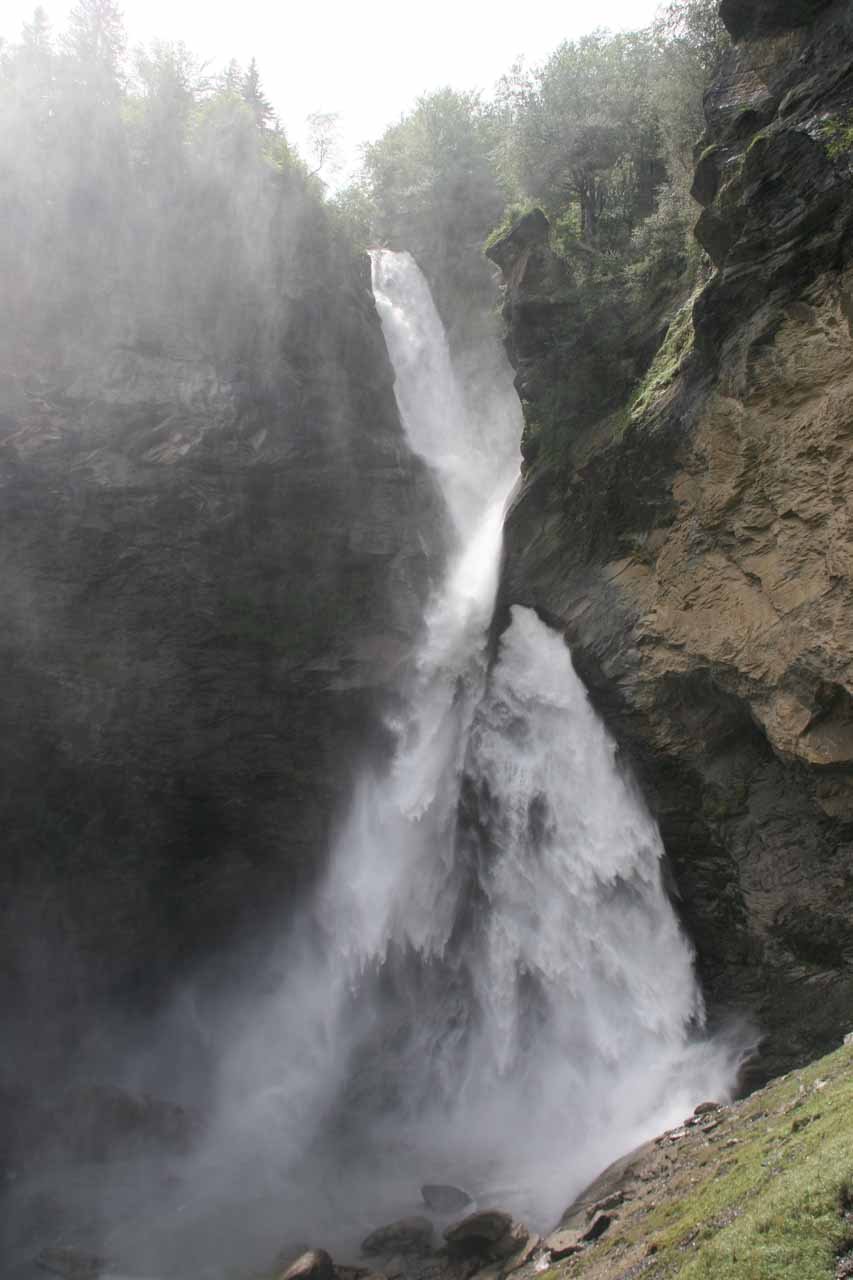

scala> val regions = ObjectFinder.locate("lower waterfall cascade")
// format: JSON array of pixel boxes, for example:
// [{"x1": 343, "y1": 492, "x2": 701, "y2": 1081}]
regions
[{"x1": 101, "y1": 251, "x2": 745, "y2": 1276}]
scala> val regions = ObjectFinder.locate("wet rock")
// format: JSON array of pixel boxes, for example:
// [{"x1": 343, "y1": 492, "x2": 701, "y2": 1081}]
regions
[
  {"x1": 581, "y1": 1212, "x2": 613, "y2": 1243},
  {"x1": 693, "y1": 1101, "x2": 723, "y2": 1118},
  {"x1": 444, "y1": 1211, "x2": 515, "y2": 1258},
  {"x1": 560, "y1": 1139, "x2": 655, "y2": 1229},
  {"x1": 334, "y1": 1267, "x2": 370, "y2": 1280},
  {"x1": 279, "y1": 1250, "x2": 336, "y2": 1280},
  {"x1": 488, "y1": 1222, "x2": 530, "y2": 1261},
  {"x1": 421, "y1": 1184, "x2": 472, "y2": 1213},
  {"x1": 586, "y1": 1191, "x2": 624, "y2": 1218},
  {"x1": 543, "y1": 1228, "x2": 583, "y2": 1260},
  {"x1": 362, "y1": 1219, "x2": 434, "y2": 1258},
  {"x1": 503, "y1": 1232, "x2": 540, "y2": 1272},
  {"x1": 35, "y1": 1246, "x2": 106, "y2": 1278}
]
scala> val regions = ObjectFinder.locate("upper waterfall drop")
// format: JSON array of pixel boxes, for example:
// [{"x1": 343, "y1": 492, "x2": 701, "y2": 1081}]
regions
[{"x1": 369, "y1": 249, "x2": 520, "y2": 547}]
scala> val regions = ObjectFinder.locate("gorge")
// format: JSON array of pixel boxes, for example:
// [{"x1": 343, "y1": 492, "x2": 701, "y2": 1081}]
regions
[{"x1": 3, "y1": 0, "x2": 853, "y2": 1276}]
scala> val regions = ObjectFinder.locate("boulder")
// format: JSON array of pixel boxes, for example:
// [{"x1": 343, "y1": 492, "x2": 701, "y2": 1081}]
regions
[
  {"x1": 543, "y1": 1229, "x2": 583, "y2": 1260},
  {"x1": 503, "y1": 1231, "x2": 541, "y2": 1272},
  {"x1": 421, "y1": 1184, "x2": 472, "y2": 1213},
  {"x1": 362, "y1": 1218, "x2": 434, "y2": 1258},
  {"x1": 580, "y1": 1213, "x2": 613, "y2": 1244},
  {"x1": 586, "y1": 1191, "x2": 624, "y2": 1217},
  {"x1": 333, "y1": 1267, "x2": 370, "y2": 1280},
  {"x1": 444, "y1": 1210, "x2": 514, "y2": 1257},
  {"x1": 693, "y1": 1101, "x2": 722, "y2": 1118},
  {"x1": 278, "y1": 1250, "x2": 336, "y2": 1280},
  {"x1": 488, "y1": 1222, "x2": 530, "y2": 1261}
]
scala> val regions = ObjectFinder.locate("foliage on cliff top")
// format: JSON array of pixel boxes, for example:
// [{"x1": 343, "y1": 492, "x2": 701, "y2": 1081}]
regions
[
  {"x1": 541, "y1": 1038, "x2": 853, "y2": 1280},
  {"x1": 341, "y1": 0, "x2": 725, "y2": 355},
  {"x1": 0, "y1": 0, "x2": 358, "y2": 377}
]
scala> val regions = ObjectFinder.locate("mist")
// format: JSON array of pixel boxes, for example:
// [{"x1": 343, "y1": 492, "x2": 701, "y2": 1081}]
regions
[{"x1": 1, "y1": 3, "x2": 752, "y2": 1279}]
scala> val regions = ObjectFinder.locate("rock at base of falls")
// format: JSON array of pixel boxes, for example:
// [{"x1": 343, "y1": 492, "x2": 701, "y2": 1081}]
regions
[
  {"x1": 361, "y1": 1218, "x2": 434, "y2": 1257},
  {"x1": 420, "y1": 1184, "x2": 472, "y2": 1213},
  {"x1": 278, "y1": 1249, "x2": 336, "y2": 1280},
  {"x1": 542, "y1": 1229, "x2": 583, "y2": 1260},
  {"x1": 581, "y1": 1212, "x2": 613, "y2": 1243},
  {"x1": 444, "y1": 1211, "x2": 520, "y2": 1258}
]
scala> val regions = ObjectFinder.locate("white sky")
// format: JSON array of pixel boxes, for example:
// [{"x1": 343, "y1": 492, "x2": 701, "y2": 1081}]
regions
[{"x1": 3, "y1": 0, "x2": 662, "y2": 178}]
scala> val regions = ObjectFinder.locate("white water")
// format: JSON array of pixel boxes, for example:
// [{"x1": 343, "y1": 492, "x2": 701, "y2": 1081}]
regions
[{"x1": 134, "y1": 251, "x2": 741, "y2": 1273}]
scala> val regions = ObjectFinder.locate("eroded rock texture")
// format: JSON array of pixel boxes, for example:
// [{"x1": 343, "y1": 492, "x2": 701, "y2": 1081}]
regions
[
  {"x1": 0, "y1": 254, "x2": 441, "y2": 1088},
  {"x1": 495, "y1": 0, "x2": 853, "y2": 1080}
]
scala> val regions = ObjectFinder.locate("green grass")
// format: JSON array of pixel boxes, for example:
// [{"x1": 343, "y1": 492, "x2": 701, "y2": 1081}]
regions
[
  {"x1": 651, "y1": 1045, "x2": 851, "y2": 1278},
  {"x1": 675, "y1": 1058, "x2": 853, "y2": 1280}
]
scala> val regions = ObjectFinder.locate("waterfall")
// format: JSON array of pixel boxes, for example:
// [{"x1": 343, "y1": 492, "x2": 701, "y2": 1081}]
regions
[{"x1": 165, "y1": 251, "x2": 740, "y2": 1271}]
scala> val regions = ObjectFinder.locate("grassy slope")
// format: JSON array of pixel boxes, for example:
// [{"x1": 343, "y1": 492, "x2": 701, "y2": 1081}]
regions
[{"x1": 546, "y1": 1040, "x2": 853, "y2": 1280}]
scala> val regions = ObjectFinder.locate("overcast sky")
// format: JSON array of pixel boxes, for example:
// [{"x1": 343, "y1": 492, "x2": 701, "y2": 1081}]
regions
[{"x1": 3, "y1": 0, "x2": 662, "y2": 177}]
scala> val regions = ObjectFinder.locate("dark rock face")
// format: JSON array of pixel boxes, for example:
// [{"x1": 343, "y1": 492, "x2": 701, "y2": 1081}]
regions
[
  {"x1": 497, "y1": 0, "x2": 853, "y2": 1082},
  {"x1": 720, "y1": 0, "x2": 834, "y2": 42},
  {"x1": 0, "y1": 256, "x2": 442, "y2": 1091},
  {"x1": 485, "y1": 208, "x2": 684, "y2": 472}
]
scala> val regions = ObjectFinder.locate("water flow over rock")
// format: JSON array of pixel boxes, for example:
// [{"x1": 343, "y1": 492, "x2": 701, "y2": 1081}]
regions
[{"x1": 134, "y1": 252, "x2": 740, "y2": 1275}]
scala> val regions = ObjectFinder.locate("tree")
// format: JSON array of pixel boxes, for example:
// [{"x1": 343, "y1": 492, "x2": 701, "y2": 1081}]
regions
[
  {"x1": 363, "y1": 88, "x2": 505, "y2": 259},
  {"x1": 501, "y1": 31, "x2": 662, "y2": 244},
  {"x1": 220, "y1": 57, "x2": 242, "y2": 96},
  {"x1": 241, "y1": 57, "x2": 274, "y2": 130},
  {"x1": 306, "y1": 109, "x2": 340, "y2": 177},
  {"x1": 22, "y1": 6, "x2": 51, "y2": 55},
  {"x1": 63, "y1": 0, "x2": 126, "y2": 81},
  {"x1": 654, "y1": 0, "x2": 729, "y2": 77},
  {"x1": 652, "y1": 0, "x2": 731, "y2": 182}
]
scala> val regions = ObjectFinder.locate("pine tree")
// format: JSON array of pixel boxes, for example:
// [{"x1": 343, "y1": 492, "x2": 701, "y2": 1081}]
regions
[
  {"x1": 63, "y1": 0, "x2": 126, "y2": 81},
  {"x1": 220, "y1": 57, "x2": 242, "y2": 96},
  {"x1": 22, "y1": 6, "x2": 51, "y2": 55},
  {"x1": 241, "y1": 57, "x2": 274, "y2": 129}
]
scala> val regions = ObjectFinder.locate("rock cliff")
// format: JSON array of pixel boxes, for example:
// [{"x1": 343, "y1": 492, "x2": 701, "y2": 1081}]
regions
[
  {"x1": 0, "y1": 248, "x2": 441, "y2": 1090},
  {"x1": 494, "y1": 0, "x2": 853, "y2": 1081}
]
